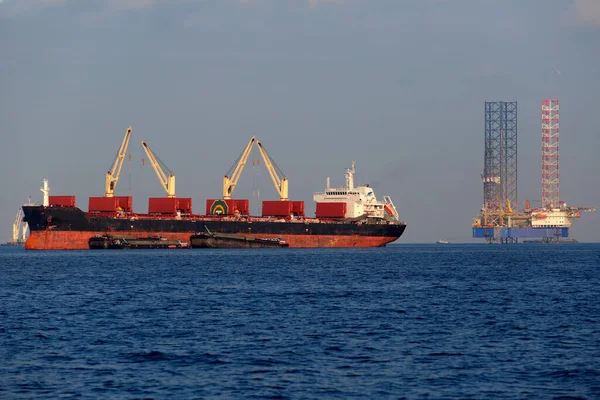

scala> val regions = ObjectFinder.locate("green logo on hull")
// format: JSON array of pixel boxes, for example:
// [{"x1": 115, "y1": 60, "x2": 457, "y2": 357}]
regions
[{"x1": 210, "y1": 200, "x2": 229, "y2": 215}]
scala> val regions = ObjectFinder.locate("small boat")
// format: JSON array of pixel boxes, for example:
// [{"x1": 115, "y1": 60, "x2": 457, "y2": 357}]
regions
[{"x1": 436, "y1": 239, "x2": 449, "y2": 244}]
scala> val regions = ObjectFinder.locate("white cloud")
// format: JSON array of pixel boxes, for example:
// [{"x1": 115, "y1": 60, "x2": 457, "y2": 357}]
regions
[
  {"x1": 308, "y1": 0, "x2": 344, "y2": 7},
  {"x1": 236, "y1": 0, "x2": 345, "y2": 7},
  {"x1": 0, "y1": 0, "x2": 66, "y2": 16},
  {"x1": 573, "y1": 0, "x2": 600, "y2": 27},
  {"x1": 0, "y1": 0, "x2": 180, "y2": 16},
  {"x1": 0, "y1": 0, "x2": 347, "y2": 16},
  {"x1": 111, "y1": 0, "x2": 167, "y2": 9}
]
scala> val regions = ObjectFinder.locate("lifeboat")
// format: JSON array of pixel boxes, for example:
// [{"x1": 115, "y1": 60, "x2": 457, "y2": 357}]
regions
[
  {"x1": 384, "y1": 203, "x2": 394, "y2": 216},
  {"x1": 535, "y1": 213, "x2": 547, "y2": 219}
]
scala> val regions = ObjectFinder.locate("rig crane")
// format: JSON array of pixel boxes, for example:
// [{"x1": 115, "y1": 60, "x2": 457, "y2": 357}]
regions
[
  {"x1": 256, "y1": 140, "x2": 288, "y2": 201},
  {"x1": 141, "y1": 141, "x2": 176, "y2": 198},
  {"x1": 223, "y1": 136, "x2": 256, "y2": 200},
  {"x1": 105, "y1": 126, "x2": 132, "y2": 197}
]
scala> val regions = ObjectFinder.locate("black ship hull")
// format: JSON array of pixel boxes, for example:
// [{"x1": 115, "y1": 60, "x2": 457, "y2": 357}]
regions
[{"x1": 22, "y1": 206, "x2": 406, "y2": 249}]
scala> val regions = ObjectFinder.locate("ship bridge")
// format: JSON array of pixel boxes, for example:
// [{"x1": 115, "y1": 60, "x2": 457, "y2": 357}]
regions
[{"x1": 313, "y1": 162, "x2": 397, "y2": 220}]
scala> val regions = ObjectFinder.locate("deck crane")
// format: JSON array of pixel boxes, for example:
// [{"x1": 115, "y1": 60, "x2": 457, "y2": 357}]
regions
[
  {"x1": 141, "y1": 141, "x2": 176, "y2": 198},
  {"x1": 256, "y1": 140, "x2": 288, "y2": 201},
  {"x1": 223, "y1": 136, "x2": 256, "y2": 200},
  {"x1": 105, "y1": 126, "x2": 132, "y2": 197}
]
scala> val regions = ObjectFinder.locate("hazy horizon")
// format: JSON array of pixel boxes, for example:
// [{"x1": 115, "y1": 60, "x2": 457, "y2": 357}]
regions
[{"x1": 1, "y1": 0, "x2": 599, "y2": 243}]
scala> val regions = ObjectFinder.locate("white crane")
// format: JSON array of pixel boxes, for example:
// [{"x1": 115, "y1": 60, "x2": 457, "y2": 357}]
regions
[
  {"x1": 256, "y1": 140, "x2": 289, "y2": 201},
  {"x1": 105, "y1": 127, "x2": 132, "y2": 197},
  {"x1": 223, "y1": 136, "x2": 256, "y2": 200}
]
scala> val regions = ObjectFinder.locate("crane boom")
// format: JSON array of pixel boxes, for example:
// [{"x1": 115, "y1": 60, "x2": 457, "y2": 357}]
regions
[
  {"x1": 223, "y1": 136, "x2": 256, "y2": 199},
  {"x1": 105, "y1": 126, "x2": 132, "y2": 197},
  {"x1": 256, "y1": 140, "x2": 288, "y2": 201},
  {"x1": 141, "y1": 140, "x2": 176, "y2": 197}
]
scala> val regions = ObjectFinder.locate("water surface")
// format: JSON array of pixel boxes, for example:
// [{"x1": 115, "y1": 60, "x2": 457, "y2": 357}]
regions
[{"x1": 1, "y1": 244, "x2": 599, "y2": 398}]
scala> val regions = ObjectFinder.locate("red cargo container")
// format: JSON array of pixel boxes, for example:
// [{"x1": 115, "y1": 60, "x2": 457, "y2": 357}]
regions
[
  {"x1": 290, "y1": 200, "x2": 305, "y2": 217},
  {"x1": 316, "y1": 202, "x2": 347, "y2": 218},
  {"x1": 177, "y1": 198, "x2": 193, "y2": 214},
  {"x1": 89, "y1": 196, "x2": 118, "y2": 212},
  {"x1": 48, "y1": 196, "x2": 76, "y2": 207},
  {"x1": 114, "y1": 196, "x2": 133, "y2": 213},
  {"x1": 148, "y1": 198, "x2": 178, "y2": 214},
  {"x1": 231, "y1": 199, "x2": 249, "y2": 215},
  {"x1": 148, "y1": 197, "x2": 193, "y2": 214},
  {"x1": 262, "y1": 200, "x2": 292, "y2": 217},
  {"x1": 206, "y1": 199, "x2": 249, "y2": 216}
]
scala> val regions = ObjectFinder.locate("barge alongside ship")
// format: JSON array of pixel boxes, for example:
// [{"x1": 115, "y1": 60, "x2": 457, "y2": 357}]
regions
[
  {"x1": 190, "y1": 231, "x2": 289, "y2": 248},
  {"x1": 88, "y1": 235, "x2": 189, "y2": 249}
]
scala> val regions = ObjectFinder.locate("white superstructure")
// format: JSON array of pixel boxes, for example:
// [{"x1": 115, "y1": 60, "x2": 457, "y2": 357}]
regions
[
  {"x1": 529, "y1": 201, "x2": 596, "y2": 228},
  {"x1": 530, "y1": 202, "x2": 596, "y2": 228},
  {"x1": 313, "y1": 162, "x2": 400, "y2": 220},
  {"x1": 531, "y1": 209, "x2": 572, "y2": 228}
]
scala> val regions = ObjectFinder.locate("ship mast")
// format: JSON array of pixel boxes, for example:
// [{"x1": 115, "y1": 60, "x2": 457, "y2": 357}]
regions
[
  {"x1": 40, "y1": 178, "x2": 49, "y2": 207},
  {"x1": 345, "y1": 161, "x2": 355, "y2": 190}
]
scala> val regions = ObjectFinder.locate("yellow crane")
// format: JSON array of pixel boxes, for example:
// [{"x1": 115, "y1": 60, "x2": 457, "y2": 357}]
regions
[
  {"x1": 223, "y1": 136, "x2": 256, "y2": 200},
  {"x1": 505, "y1": 199, "x2": 513, "y2": 214},
  {"x1": 105, "y1": 126, "x2": 132, "y2": 197},
  {"x1": 256, "y1": 140, "x2": 288, "y2": 201},
  {"x1": 141, "y1": 141, "x2": 176, "y2": 198}
]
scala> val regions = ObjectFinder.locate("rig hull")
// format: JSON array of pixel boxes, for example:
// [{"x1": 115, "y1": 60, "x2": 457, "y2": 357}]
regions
[{"x1": 23, "y1": 206, "x2": 405, "y2": 250}]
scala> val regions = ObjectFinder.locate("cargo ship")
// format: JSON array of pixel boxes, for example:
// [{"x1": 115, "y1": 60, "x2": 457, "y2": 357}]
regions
[{"x1": 22, "y1": 130, "x2": 405, "y2": 250}]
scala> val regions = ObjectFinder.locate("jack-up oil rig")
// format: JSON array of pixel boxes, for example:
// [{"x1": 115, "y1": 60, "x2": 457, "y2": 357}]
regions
[{"x1": 472, "y1": 99, "x2": 595, "y2": 243}]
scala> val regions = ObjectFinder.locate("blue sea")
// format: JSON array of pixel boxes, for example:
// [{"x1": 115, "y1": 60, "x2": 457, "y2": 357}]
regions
[{"x1": 1, "y1": 244, "x2": 599, "y2": 399}]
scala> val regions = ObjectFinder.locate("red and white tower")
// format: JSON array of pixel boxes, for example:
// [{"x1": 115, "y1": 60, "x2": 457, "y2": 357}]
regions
[{"x1": 541, "y1": 99, "x2": 559, "y2": 208}]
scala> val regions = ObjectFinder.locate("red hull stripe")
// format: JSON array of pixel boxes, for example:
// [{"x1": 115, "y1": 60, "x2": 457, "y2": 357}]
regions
[{"x1": 26, "y1": 231, "x2": 398, "y2": 250}]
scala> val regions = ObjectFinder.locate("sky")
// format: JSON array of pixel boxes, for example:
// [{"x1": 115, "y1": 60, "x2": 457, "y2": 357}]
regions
[{"x1": 1, "y1": 0, "x2": 599, "y2": 243}]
